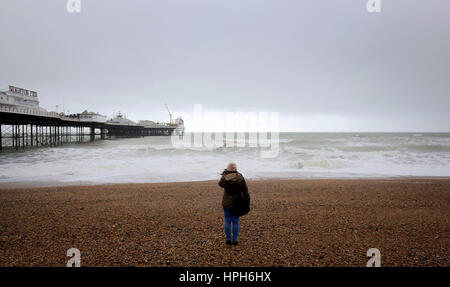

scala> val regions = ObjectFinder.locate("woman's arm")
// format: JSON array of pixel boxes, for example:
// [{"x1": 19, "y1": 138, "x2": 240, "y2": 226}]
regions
[
  {"x1": 242, "y1": 179, "x2": 250, "y2": 201},
  {"x1": 219, "y1": 175, "x2": 227, "y2": 188}
]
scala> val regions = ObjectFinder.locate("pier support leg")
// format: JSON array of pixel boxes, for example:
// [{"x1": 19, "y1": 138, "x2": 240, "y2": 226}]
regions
[
  {"x1": 12, "y1": 125, "x2": 14, "y2": 149},
  {"x1": 15, "y1": 125, "x2": 19, "y2": 150},
  {"x1": 17, "y1": 125, "x2": 20, "y2": 149},
  {"x1": 22, "y1": 124, "x2": 25, "y2": 148},
  {"x1": 101, "y1": 128, "x2": 106, "y2": 140},
  {"x1": 90, "y1": 127, "x2": 95, "y2": 142}
]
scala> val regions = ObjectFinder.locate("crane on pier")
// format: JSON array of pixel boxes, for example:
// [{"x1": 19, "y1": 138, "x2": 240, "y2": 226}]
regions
[{"x1": 165, "y1": 103, "x2": 173, "y2": 124}]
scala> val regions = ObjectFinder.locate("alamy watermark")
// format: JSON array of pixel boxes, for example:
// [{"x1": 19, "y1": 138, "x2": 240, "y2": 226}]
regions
[
  {"x1": 170, "y1": 104, "x2": 280, "y2": 158},
  {"x1": 66, "y1": 1, "x2": 381, "y2": 14},
  {"x1": 66, "y1": 248, "x2": 81, "y2": 267},
  {"x1": 64, "y1": 247, "x2": 379, "y2": 266},
  {"x1": 66, "y1": 0, "x2": 81, "y2": 13},
  {"x1": 366, "y1": 0, "x2": 381, "y2": 13},
  {"x1": 366, "y1": 248, "x2": 381, "y2": 267}
]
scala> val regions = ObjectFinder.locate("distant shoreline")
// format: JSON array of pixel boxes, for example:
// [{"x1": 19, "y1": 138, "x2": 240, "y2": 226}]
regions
[{"x1": 2, "y1": 176, "x2": 450, "y2": 190}]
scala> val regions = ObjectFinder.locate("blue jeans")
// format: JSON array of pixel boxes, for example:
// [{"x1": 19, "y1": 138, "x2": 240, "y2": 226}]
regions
[{"x1": 223, "y1": 208, "x2": 239, "y2": 242}]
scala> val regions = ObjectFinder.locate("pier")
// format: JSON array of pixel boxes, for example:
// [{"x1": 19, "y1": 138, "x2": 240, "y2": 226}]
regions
[{"x1": 0, "y1": 107, "x2": 176, "y2": 151}]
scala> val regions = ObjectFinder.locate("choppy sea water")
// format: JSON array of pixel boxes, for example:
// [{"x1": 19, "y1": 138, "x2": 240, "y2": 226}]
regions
[{"x1": 0, "y1": 133, "x2": 450, "y2": 185}]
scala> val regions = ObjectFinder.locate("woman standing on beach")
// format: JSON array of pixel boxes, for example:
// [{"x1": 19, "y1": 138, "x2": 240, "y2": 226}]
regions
[{"x1": 218, "y1": 162, "x2": 250, "y2": 246}]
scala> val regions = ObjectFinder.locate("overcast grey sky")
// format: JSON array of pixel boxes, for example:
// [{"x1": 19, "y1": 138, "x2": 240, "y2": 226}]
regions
[{"x1": 1, "y1": 0, "x2": 449, "y2": 131}]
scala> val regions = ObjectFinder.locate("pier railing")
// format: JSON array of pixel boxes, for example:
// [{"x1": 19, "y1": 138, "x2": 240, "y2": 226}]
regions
[
  {"x1": 0, "y1": 106, "x2": 105, "y2": 123},
  {"x1": 0, "y1": 105, "x2": 60, "y2": 118}
]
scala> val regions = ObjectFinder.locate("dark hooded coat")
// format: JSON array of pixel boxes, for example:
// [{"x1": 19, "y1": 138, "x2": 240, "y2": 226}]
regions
[{"x1": 219, "y1": 169, "x2": 250, "y2": 216}]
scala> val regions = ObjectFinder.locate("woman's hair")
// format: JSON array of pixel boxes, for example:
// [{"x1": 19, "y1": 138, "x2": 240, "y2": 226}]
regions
[{"x1": 227, "y1": 162, "x2": 237, "y2": 171}]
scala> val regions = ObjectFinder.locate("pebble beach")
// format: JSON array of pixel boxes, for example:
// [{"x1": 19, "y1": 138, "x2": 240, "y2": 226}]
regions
[{"x1": 0, "y1": 178, "x2": 449, "y2": 267}]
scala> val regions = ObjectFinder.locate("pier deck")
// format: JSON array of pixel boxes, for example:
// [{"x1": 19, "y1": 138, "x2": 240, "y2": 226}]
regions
[{"x1": 0, "y1": 110, "x2": 176, "y2": 151}]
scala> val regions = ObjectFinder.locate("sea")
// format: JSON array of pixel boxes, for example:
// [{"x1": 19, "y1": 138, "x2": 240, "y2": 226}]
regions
[{"x1": 1, "y1": 133, "x2": 450, "y2": 186}]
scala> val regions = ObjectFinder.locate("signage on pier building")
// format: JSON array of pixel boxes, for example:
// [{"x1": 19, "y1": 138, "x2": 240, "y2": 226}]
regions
[{"x1": 9, "y1": 85, "x2": 38, "y2": 97}]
